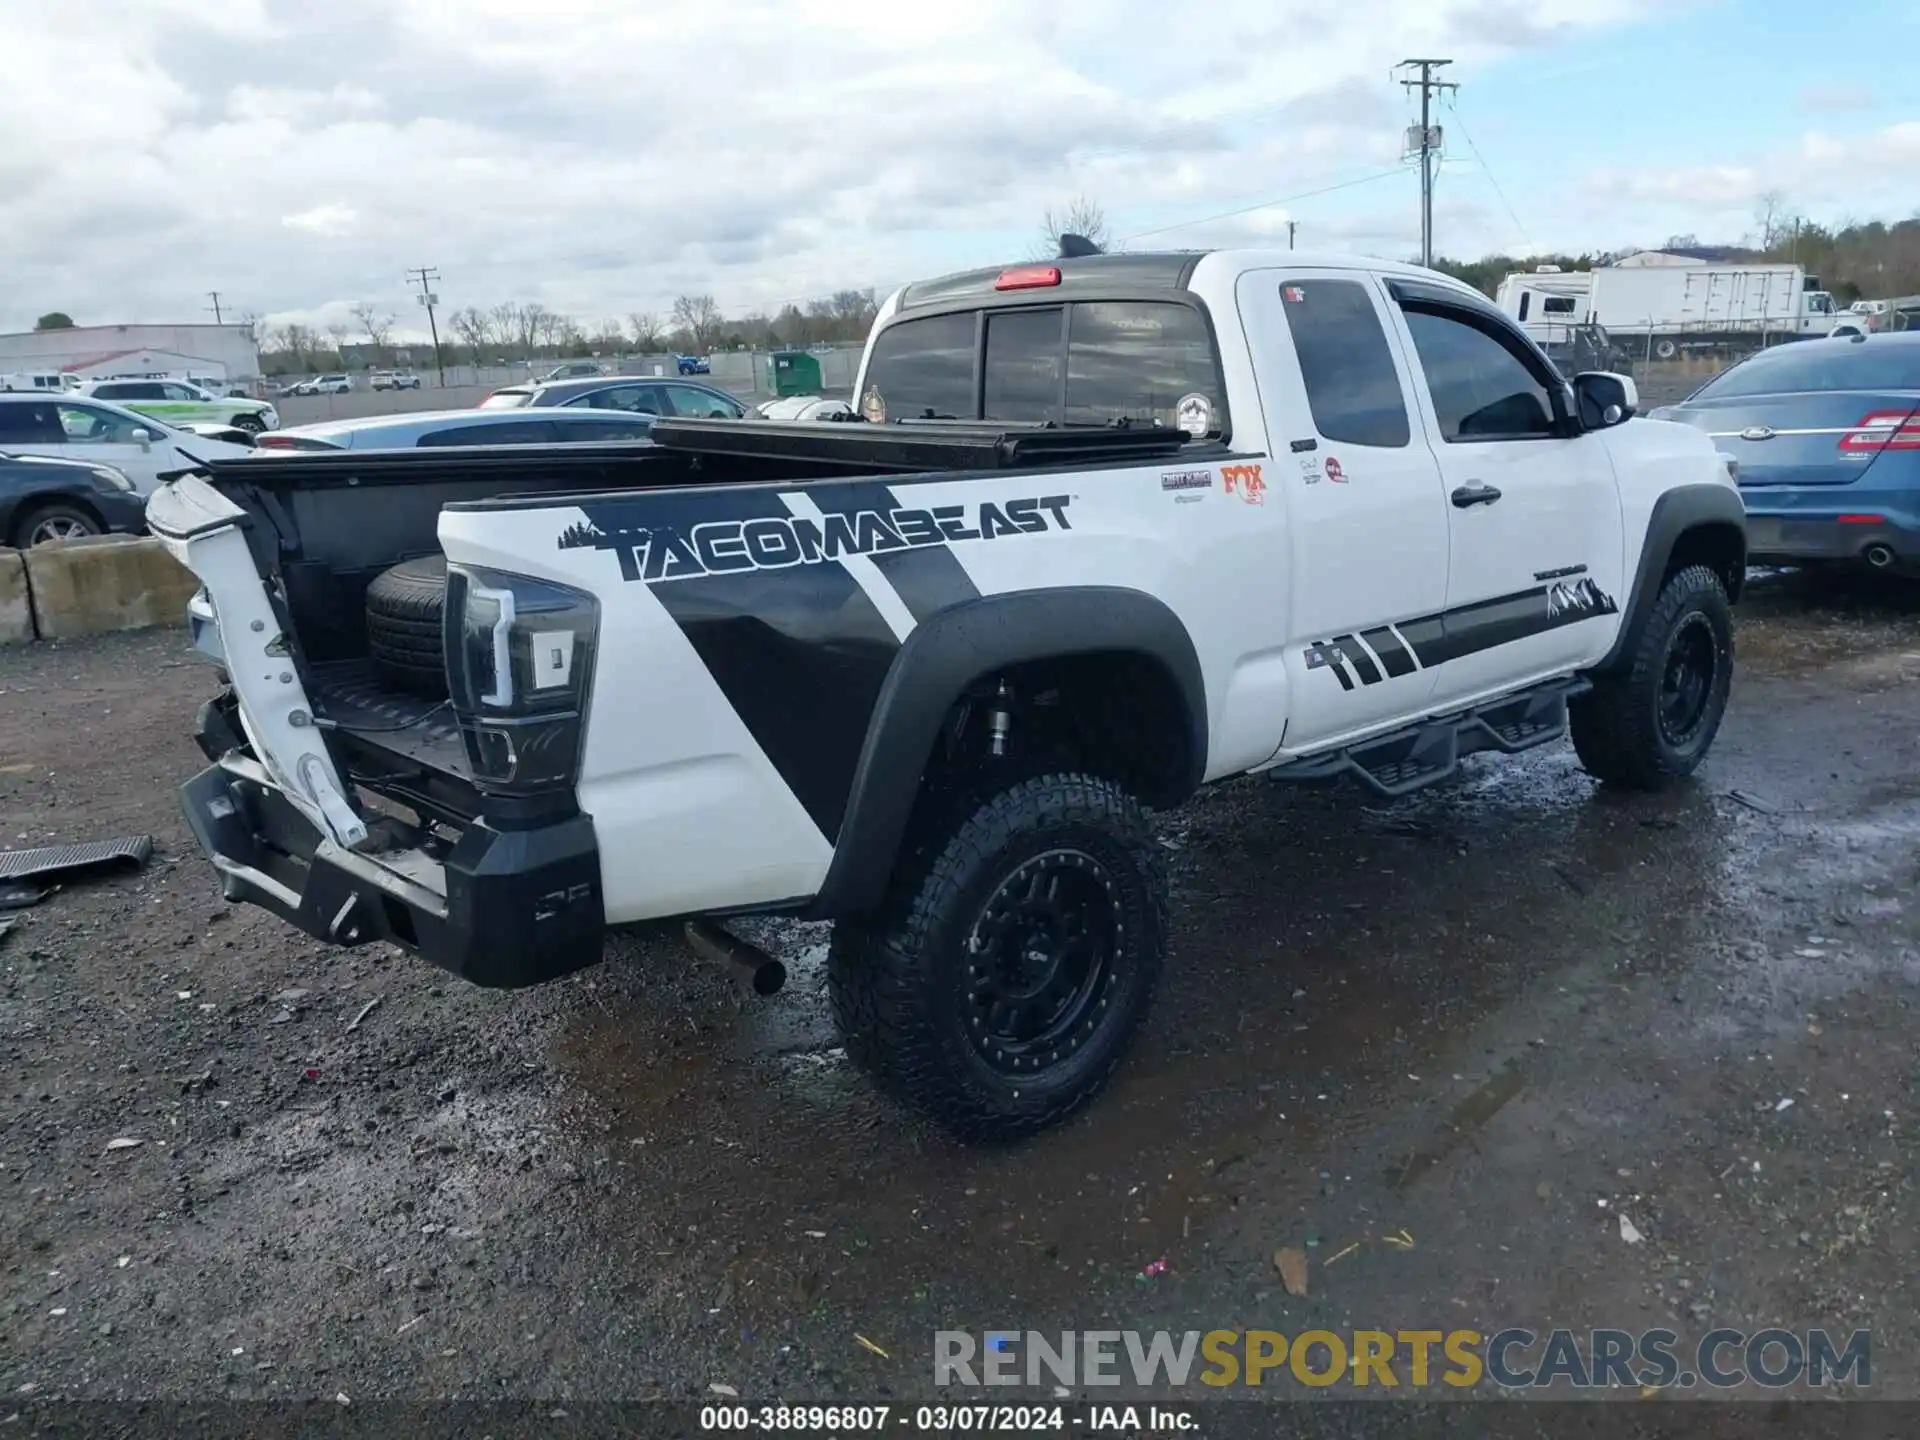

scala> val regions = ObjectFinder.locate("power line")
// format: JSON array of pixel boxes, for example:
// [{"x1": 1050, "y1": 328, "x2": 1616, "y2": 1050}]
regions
[
  {"x1": 205, "y1": 291, "x2": 225, "y2": 325},
  {"x1": 1397, "y1": 59, "x2": 1458, "y2": 267},
  {"x1": 1441, "y1": 97, "x2": 1534, "y2": 252},
  {"x1": 407, "y1": 266, "x2": 446, "y2": 387},
  {"x1": 1118, "y1": 168, "x2": 1407, "y2": 244}
]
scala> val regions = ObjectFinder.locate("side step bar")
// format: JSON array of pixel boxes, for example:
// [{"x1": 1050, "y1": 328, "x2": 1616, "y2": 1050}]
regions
[{"x1": 1268, "y1": 677, "x2": 1591, "y2": 799}]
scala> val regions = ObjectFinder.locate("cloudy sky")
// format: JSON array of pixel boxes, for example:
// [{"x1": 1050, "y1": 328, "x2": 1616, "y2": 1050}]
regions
[{"x1": 6, "y1": 0, "x2": 1915, "y2": 340}]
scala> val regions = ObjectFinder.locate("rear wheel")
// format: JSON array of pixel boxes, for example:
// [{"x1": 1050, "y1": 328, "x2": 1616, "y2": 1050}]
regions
[
  {"x1": 365, "y1": 554, "x2": 449, "y2": 696},
  {"x1": 827, "y1": 773, "x2": 1166, "y2": 1141},
  {"x1": 12, "y1": 502, "x2": 102, "y2": 548},
  {"x1": 1571, "y1": 564, "x2": 1733, "y2": 789}
]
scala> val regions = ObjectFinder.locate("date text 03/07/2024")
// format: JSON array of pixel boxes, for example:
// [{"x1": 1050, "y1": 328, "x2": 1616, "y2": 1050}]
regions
[{"x1": 697, "y1": 1404, "x2": 1193, "y2": 1433}]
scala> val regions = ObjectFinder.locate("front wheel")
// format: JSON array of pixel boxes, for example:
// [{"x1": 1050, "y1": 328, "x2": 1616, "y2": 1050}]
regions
[
  {"x1": 230, "y1": 413, "x2": 265, "y2": 433},
  {"x1": 1571, "y1": 564, "x2": 1734, "y2": 789},
  {"x1": 13, "y1": 503, "x2": 102, "y2": 548},
  {"x1": 827, "y1": 773, "x2": 1167, "y2": 1142}
]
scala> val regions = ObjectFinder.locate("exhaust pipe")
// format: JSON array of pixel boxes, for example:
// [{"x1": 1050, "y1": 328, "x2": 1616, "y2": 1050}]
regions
[
  {"x1": 684, "y1": 920, "x2": 787, "y2": 996},
  {"x1": 1863, "y1": 542, "x2": 1897, "y2": 571}
]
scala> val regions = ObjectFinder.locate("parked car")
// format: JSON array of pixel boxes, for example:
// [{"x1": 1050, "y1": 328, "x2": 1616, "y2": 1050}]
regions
[
  {"x1": 479, "y1": 377, "x2": 746, "y2": 418},
  {"x1": 296, "y1": 374, "x2": 353, "y2": 396},
  {"x1": 0, "y1": 393, "x2": 250, "y2": 496},
  {"x1": 370, "y1": 370, "x2": 423, "y2": 391},
  {"x1": 537, "y1": 361, "x2": 606, "y2": 384},
  {"x1": 84, "y1": 378, "x2": 279, "y2": 433},
  {"x1": 152, "y1": 246, "x2": 1744, "y2": 1140},
  {"x1": 0, "y1": 449, "x2": 149, "y2": 548},
  {"x1": 675, "y1": 355, "x2": 711, "y2": 375},
  {"x1": 250, "y1": 406, "x2": 660, "y2": 452},
  {"x1": 1650, "y1": 332, "x2": 1920, "y2": 576}
]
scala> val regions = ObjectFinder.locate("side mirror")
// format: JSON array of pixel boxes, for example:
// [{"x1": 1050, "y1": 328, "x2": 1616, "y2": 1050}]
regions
[
  {"x1": 1573, "y1": 371, "x2": 1638, "y2": 431},
  {"x1": 129, "y1": 428, "x2": 154, "y2": 449}
]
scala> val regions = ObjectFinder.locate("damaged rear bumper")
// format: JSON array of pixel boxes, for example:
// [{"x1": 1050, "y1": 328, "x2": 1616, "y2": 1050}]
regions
[{"x1": 181, "y1": 697, "x2": 605, "y2": 989}]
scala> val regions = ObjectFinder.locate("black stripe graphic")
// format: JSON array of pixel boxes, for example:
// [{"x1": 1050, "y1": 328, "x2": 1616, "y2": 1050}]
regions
[
  {"x1": 1314, "y1": 641, "x2": 1356, "y2": 691},
  {"x1": 1397, "y1": 615, "x2": 1447, "y2": 667},
  {"x1": 870, "y1": 544, "x2": 981, "y2": 623},
  {"x1": 1332, "y1": 634, "x2": 1382, "y2": 686},
  {"x1": 1322, "y1": 579, "x2": 1618, "y2": 682},
  {"x1": 1361, "y1": 626, "x2": 1417, "y2": 677},
  {"x1": 569, "y1": 484, "x2": 900, "y2": 844}
]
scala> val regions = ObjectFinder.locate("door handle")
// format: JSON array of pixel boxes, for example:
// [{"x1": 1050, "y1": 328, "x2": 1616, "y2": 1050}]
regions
[{"x1": 1451, "y1": 482, "x2": 1502, "y2": 508}]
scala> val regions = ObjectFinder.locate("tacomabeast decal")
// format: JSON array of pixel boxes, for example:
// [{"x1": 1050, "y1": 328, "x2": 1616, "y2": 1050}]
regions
[{"x1": 559, "y1": 494, "x2": 1073, "y2": 584}]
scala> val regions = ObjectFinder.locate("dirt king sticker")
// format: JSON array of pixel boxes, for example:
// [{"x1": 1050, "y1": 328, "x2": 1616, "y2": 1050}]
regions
[{"x1": 558, "y1": 495, "x2": 1074, "y2": 584}]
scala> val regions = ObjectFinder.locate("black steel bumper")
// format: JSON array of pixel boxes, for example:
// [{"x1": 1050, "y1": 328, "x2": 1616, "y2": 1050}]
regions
[{"x1": 181, "y1": 698, "x2": 605, "y2": 988}]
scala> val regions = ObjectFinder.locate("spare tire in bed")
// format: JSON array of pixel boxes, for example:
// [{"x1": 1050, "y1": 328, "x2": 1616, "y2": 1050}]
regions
[{"x1": 365, "y1": 553, "x2": 450, "y2": 697}]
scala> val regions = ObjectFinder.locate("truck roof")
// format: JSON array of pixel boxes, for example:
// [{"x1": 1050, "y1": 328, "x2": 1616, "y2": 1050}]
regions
[{"x1": 890, "y1": 248, "x2": 1484, "y2": 313}]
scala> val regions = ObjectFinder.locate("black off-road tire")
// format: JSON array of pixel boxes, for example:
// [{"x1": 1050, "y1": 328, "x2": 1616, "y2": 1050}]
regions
[
  {"x1": 365, "y1": 553, "x2": 449, "y2": 696},
  {"x1": 1570, "y1": 563, "x2": 1733, "y2": 789},
  {"x1": 826, "y1": 773, "x2": 1167, "y2": 1142}
]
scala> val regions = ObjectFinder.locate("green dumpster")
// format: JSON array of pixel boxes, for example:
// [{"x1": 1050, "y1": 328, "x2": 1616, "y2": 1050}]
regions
[{"x1": 767, "y1": 350, "x2": 823, "y2": 398}]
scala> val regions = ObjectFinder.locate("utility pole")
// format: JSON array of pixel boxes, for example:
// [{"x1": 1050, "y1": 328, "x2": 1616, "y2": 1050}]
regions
[
  {"x1": 1397, "y1": 59, "x2": 1457, "y2": 268},
  {"x1": 407, "y1": 267, "x2": 446, "y2": 386},
  {"x1": 1287, "y1": 219, "x2": 1297, "y2": 251},
  {"x1": 205, "y1": 291, "x2": 225, "y2": 325}
]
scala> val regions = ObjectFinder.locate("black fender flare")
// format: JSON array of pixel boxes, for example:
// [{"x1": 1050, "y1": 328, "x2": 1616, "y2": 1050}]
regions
[
  {"x1": 808, "y1": 585, "x2": 1208, "y2": 918},
  {"x1": 1594, "y1": 483, "x2": 1747, "y2": 672}
]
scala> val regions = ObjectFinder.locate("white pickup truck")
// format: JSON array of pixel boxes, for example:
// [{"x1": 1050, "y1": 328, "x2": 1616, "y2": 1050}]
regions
[{"x1": 149, "y1": 248, "x2": 1746, "y2": 1140}]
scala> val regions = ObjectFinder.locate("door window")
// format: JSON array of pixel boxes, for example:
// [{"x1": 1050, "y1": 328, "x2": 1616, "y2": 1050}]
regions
[
  {"x1": 0, "y1": 402, "x2": 65, "y2": 444},
  {"x1": 556, "y1": 416, "x2": 654, "y2": 442},
  {"x1": 574, "y1": 384, "x2": 665, "y2": 413},
  {"x1": 1402, "y1": 309, "x2": 1559, "y2": 441},
  {"x1": 664, "y1": 386, "x2": 743, "y2": 418},
  {"x1": 416, "y1": 419, "x2": 559, "y2": 446},
  {"x1": 159, "y1": 383, "x2": 200, "y2": 401},
  {"x1": 1277, "y1": 280, "x2": 1411, "y2": 447},
  {"x1": 57, "y1": 404, "x2": 146, "y2": 443}
]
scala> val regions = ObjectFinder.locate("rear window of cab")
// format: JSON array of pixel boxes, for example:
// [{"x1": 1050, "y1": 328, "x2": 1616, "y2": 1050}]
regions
[{"x1": 861, "y1": 300, "x2": 1228, "y2": 437}]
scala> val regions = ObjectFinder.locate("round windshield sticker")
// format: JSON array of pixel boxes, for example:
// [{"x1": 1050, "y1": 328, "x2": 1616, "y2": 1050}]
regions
[
  {"x1": 860, "y1": 386, "x2": 887, "y2": 424},
  {"x1": 1175, "y1": 393, "x2": 1213, "y2": 437}
]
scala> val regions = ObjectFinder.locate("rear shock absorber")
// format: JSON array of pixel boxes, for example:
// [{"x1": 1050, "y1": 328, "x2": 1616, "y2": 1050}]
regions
[{"x1": 987, "y1": 679, "x2": 1014, "y2": 758}]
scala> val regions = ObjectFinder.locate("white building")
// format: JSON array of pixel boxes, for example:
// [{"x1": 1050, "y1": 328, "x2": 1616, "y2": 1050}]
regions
[{"x1": 0, "y1": 323, "x2": 260, "y2": 387}]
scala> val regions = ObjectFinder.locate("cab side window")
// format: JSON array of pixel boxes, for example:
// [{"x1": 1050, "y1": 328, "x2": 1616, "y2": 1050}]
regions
[
  {"x1": 1401, "y1": 308, "x2": 1558, "y2": 442},
  {"x1": 1277, "y1": 280, "x2": 1410, "y2": 447}
]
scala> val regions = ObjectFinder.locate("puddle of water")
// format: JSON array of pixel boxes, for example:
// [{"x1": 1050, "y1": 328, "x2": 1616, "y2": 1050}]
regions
[{"x1": 543, "y1": 740, "x2": 1762, "y2": 1329}]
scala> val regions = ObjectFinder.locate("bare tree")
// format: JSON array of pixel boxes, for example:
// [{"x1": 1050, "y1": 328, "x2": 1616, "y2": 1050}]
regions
[
  {"x1": 532, "y1": 307, "x2": 568, "y2": 354},
  {"x1": 773, "y1": 303, "x2": 813, "y2": 347},
  {"x1": 350, "y1": 301, "x2": 396, "y2": 354},
  {"x1": 448, "y1": 305, "x2": 492, "y2": 360},
  {"x1": 324, "y1": 323, "x2": 350, "y2": 366},
  {"x1": 1754, "y1": 190, "x2": 1795, "y2": 251},
  {"x1": 490, "y1": 302, "x2": 525, "y2": 358},
  {"x1": 280, "y1": 323, "x2": 315, "y2": 370},
  {"x1": 233, "y1": 309, "x2": 263, "y2": 346},
  {"x1": 1037, "y1": 196, "x2": 1111, "y2": 258},
  {"x1": 627, "y1": 310, "x2": 665, "y2": 350},
  {"x1": 671, "y1": 294, "x2": 724, "y2": 351}
]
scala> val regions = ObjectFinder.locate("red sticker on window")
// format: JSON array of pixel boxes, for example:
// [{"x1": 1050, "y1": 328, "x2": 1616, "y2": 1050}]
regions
[{"x1": 1283, "y1": 286, "x2": 1305, "y2": 302}]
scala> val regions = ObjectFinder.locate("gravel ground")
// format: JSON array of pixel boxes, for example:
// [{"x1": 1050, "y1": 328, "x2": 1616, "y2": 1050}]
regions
[{"x1": 1, "y1": 570, "x2": 1916, "y2": 1427}]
